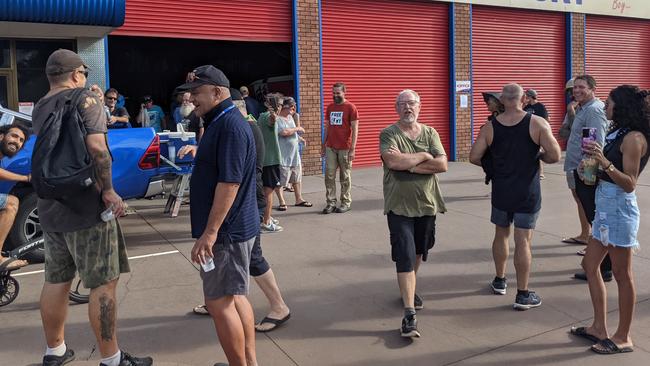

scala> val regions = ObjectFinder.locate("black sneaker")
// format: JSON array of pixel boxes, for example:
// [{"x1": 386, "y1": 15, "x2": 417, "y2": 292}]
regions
[
  {"x1": 100, "y1": 351, "x2": 153, "y2": 366},
  {"x1": 574, "y1": 271, "x2": 613, "y2": 282},
  {"x1": 400, "y1": 315, "x2": 421, "y2": 338},
  {"x1": 491, "y1": 276, "x2": 507, "y2": 295},
  {"x1": 42, "y1": 349, "x2": 75, "y2": 366},
  {"x1": 513, "y1": 291, "x2": 542, "y2": 311},
  {"x1": 322, "y1": 205, "x2": 335, "y2": 214},
  {"x1": 414, "y1": 293, "x2": 423, "y2": 310},
  {"x1": 334, "y1": 206, "x2": 351, "y2": 213}
]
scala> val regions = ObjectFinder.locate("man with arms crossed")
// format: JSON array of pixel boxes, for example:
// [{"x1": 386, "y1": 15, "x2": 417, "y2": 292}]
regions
[{"x1": 380, "y1": 90, "x2": 447, "y2": 338}]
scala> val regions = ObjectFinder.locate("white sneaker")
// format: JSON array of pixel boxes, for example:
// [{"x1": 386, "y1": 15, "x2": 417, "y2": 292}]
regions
[
  {"x1": 270, "y1": 217, "x2": 280, "y2": 225},
  {"x1": 261, "y1": 222, "x2": 283, "y2": 233}
]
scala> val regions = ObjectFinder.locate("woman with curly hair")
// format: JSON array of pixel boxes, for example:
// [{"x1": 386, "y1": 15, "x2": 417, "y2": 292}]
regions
[{"x1": 571, "y1": 85, "x2": 650, "y2": 354}]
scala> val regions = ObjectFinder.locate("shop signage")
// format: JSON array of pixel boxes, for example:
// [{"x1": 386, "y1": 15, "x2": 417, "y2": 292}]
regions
[{"x1": 439, "y1": 0, "x2": 649, "y2": 20}]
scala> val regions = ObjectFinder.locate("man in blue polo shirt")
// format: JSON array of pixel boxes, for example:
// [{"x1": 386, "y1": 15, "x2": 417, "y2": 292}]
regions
[{"x1": 179, "y1": 65, "x2": 259, "y2": 366}]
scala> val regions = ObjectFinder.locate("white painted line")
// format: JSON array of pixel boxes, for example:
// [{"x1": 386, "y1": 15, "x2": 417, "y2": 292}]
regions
[{"x1": 12, "y1": 250, "x2": 181, "y2": 277}]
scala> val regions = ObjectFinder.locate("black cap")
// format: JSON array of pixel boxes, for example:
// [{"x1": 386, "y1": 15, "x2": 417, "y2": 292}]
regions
[
  {"x1": 178, "y1": 65, "x2": 230, "y2": 91},
  {"x1": 46, "y1": 49, "x2": 89, "y2": 75},
  {"x1": 230, "y1": 88, "x2": 243, "y2": 101}
]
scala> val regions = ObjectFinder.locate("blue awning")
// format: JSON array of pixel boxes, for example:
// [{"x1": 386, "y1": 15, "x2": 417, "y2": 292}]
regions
[{"x1": 1, "y1": 0, "x2": 125, "y2": 27}]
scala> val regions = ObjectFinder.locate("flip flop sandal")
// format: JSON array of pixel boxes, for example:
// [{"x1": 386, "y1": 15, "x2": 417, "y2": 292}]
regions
[
  {"x1": 577, "y1": 249, "x2": 586, "y2": 256},
  {"x1": 192, "y1": 304, "x2": 210, "y2": 315},
  {"x1": 570, "y1": 326, "x2": 601, "y2": 343},
  {"x1": 283, "y1": 186, "x2": 294, "y2": 192},
  {"x1": 255, "y1": 313, "x2": 291, "y2": 333},
  {"x1": 295, "y1": 201, "x2": 313, "y2": 207},
  {"x1": 0, "y1": 258, "x2": 29, "y2": 271},
  {"x1": 277, "y1": 204, "x2": 288, "y2": 211},
  {"x1": 562, "y1": 237, "x2": 587, "y2": 245},
  {"x1": 591, "y1": 338, "x2": 634, "y2": 354}
]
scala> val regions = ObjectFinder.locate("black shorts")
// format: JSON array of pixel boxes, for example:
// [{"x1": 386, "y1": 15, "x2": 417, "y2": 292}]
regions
[
  {"x1": 249, "y1": 234, "x2": 270, "y2": 277},
  {"x1": 387, "y1": 212, "x2": 436, "y2": 273},
  {"x1": 262, "y1": 165, "x2": 281, "y2": 188}
]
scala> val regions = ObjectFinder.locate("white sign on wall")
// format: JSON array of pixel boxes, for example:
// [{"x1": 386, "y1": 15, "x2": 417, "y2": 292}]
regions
[{"x1": 456, "y1": 80, "x2": 471, "y2": 93}]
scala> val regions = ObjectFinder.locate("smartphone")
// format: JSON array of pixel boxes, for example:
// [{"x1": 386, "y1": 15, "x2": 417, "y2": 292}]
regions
[{"x1": 582, "y1": 127, "x2": 597, "y2": 149}]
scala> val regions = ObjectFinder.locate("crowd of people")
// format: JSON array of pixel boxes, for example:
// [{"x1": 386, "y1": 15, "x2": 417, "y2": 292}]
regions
[{"x1": 0, "y1": 47, "x2": 647, "y2": 366}]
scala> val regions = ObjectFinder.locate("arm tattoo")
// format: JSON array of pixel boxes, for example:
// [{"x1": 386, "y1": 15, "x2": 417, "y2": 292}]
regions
[
  {"x1": 93, "y1": 149, "x2": 113, "y2": 190},
  {"x1": 99, "y1": 294, "x2": 116, "y2": 341}
]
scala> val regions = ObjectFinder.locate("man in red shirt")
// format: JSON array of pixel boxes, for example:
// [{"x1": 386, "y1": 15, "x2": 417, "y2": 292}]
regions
[{"x1": 321, "y1": 82, "x2": 359, "y2": 214}]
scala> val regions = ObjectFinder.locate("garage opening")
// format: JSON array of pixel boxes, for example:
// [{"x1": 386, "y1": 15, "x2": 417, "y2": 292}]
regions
[{"x1": 108, "y1": 35, "x2": 293, "y2": 122}]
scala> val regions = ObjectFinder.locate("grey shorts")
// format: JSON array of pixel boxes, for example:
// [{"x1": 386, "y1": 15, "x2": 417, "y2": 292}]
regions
[
  {"x1": 491, "y1": 206, "x2": 539, "y2": 229},
  {"x1": 566, "y1": 170, "x2": 576, "y2": 190},
  {"x1": 201, "y1": 237, "x2": 255, "y2": 300},
  {"x1": 280, "y1": 165, "x2": 302, "y2": 186},
  {"x1": 44, "y1": 220, "x2": 130, "y2": 289}
]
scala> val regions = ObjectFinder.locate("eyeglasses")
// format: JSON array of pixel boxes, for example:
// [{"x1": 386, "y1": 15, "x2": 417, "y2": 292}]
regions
[
  {"x1": 397, "y1": 100, "x2": 420, "y2": 107},
  {"x1": 76, "y1": 69, "x2": 88, "y2": 78}
]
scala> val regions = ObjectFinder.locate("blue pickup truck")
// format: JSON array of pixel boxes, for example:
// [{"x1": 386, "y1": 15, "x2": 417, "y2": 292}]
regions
[{"x1": 0, "y1": 105, "x2": 190, "y2": 261}]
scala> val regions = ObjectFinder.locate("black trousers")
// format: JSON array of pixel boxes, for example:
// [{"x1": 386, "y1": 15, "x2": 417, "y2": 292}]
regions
[{"x1": 573, "y1": 170, "x2": 612, "y2": 272}]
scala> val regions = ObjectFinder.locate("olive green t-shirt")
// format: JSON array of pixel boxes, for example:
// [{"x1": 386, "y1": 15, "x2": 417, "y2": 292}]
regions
[
  {"x1": 256, "y1": 112, "x2": 281, "y2": 167},
  {"x1": 379, "y1": 123, "x2": 447, "y2": 217}
]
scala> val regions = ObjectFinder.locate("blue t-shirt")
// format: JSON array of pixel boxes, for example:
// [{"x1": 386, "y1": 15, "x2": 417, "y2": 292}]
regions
[
  {"x1": 147, "y1": 105, "x2": 165, "y2": 132},
  {"x1": 189, "y1": 99, "x2": 259, "y2": 243}
]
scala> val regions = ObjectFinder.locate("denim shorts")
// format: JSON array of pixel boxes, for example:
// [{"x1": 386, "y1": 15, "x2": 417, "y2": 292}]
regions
[
  {"x1": 491, "y1": 206, "x2": 539, "y2": 229},
  {"x1": 566, "y1": 171, "x2": 576, "y2": 190},
  {"x1": 0, "y1": 193, "x2": 7, "y2": 209},
  {"x1": 591, "y1": 181, "x2": 640, "y2": 248}
]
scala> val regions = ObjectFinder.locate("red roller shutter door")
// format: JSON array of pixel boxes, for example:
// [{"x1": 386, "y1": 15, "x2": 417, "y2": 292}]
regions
[
  {"x1": 472, "y1": 6, "x2": 566, "y2": 140},
  {"x1": 112, "y1": 0, "x2": 291, "y2": 42},
  {"x1": 586, "y1": 16, "x2": 650, "y2": 100},
  {"x1": 321, "y1": 0, "x2": 449, "y2": 167}
]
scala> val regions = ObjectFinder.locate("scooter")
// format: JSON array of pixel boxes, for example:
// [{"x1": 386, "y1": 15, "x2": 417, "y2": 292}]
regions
[{"x1": 0, "y1": 238, "x2": 89, "y2": 307}]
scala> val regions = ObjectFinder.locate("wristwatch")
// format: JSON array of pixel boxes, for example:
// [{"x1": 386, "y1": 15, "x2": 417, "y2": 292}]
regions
[{"x1": 606, "y1": 163, "x2": 615, "y2": 172}]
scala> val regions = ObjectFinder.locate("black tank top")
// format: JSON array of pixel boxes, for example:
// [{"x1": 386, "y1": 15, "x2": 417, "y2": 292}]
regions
[
  {"x1": 601, "y1": 129, "x2": 650, "y2": 184},
  {"x1": 490, "y1": 113, "x2": 541, "y2": 213}
]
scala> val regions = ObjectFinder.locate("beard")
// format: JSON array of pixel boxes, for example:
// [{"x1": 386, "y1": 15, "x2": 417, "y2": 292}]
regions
[
  {"x1": 400, "y1": 113, "x2": 417, "y2": 124},
  {"x1": 180, "y1": 104, "x2": 195, "y2": 118},
  {"x1": 0, "y1": 140, "x2": 20, "y2": 158},
  {"x1": 333, "y1": 96, "x2": 344, "y2": 104}
]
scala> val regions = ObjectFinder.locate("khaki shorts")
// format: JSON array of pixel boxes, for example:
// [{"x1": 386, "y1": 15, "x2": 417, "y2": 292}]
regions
[
  {"x1": 44, "y1": 220, "x2": 130, "y2": 289},
  {"x1": 280, "y1": 165, "x2": 302, "y2": 186}
]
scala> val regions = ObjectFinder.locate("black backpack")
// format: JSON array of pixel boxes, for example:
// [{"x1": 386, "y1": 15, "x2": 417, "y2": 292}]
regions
[{"x1": 31, "y1": 88, "x2": 96, "y2": 199}]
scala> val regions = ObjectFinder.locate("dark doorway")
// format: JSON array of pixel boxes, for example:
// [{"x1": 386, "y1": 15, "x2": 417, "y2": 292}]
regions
[{"x1": 108, "y1": 35, "x2": 292, "y2": 122}]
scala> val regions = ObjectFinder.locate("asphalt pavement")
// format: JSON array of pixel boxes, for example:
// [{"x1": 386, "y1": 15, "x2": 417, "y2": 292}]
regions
[{"x1": 2, "y1": 159, "x2": 650, "y2": 366}]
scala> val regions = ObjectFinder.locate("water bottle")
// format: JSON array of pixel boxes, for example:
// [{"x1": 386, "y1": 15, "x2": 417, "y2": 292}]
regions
[
  {"x1": 101, "y1": 205, "x2": 115, "y2": 222},
  {"x1": 201, "y1": 257, "x2": 215, "y2": 272}
]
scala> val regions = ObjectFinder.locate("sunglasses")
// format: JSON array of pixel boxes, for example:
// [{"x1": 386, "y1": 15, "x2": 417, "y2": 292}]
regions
[{"x1": 76, "y1": 69, "x2": 89, "y2": 78}]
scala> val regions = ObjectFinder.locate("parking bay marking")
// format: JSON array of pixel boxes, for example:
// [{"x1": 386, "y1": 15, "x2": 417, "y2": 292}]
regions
[{"x1": 13, "y1": 250, "x2": 180, "y2": 277}]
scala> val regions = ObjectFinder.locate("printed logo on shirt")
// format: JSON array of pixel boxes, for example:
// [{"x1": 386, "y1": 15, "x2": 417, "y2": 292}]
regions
[{"x1": 330, "y1": 111, "x2": 343, "y2": 126}]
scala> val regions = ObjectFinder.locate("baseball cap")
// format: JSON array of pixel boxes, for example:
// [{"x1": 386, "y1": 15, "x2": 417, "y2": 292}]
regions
[
  {"x1": 525, "y1": 89, "x2": 538, "y2": 99},
  {"x1": 46, "y1": 49, "x2": 89, "y2": 76},
  {"x1": 482, "y1": 91, "x2": 502, "y2": 104},
  {"x1": 178, "y1": 65, "x2": 230, "y2": 91},
  {"x1": 230, "y1": 88, "x2": 243, "y2": 101},
  {"x1": 565, "y1": 78, "x2": 575, "y2": 90}
]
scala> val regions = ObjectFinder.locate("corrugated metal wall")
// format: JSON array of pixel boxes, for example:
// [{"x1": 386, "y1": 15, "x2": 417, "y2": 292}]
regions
[
  {"x1": 472, "y1": 6, "x2": 566, "y2": 139},
  {"x1": 321, "y1": 0, "x2": 450, "y2": 167},
  {"x1": 112, "y1": 0, "x2": 292, "y2": 42},
  {"x1": 586, "y1": 16, "x2": 650, "y2": 100},
  {"x1": 0, "y1": 0, "x2": 125, "y2": 26}
]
